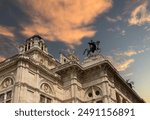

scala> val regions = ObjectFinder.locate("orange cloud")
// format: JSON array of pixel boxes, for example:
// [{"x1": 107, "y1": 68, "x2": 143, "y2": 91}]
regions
[
  {"x1": 0, "y1": 26, "x2": 15, "y2": 39},
  {"x1": 115, "y1": 49, "x2": 145, "y2": 57},
  {"x1": 116, "y1": 59, "x2": 135, "y2": 72},
  {"x1": 128, "y1": 1, "x2": 150, "y2": 25},
  {"x1": 107, "y1": 56, "x2": 135, "y2": 72},
  {"x1": 107, "y1": 48, "x2": 145, "y2": 72},
  {"x1": 18, "y1": 0, "x2": 112, "y2": 45},
  {"x1": 0, "y1": 56, "x2": 6, "y2": 62}
]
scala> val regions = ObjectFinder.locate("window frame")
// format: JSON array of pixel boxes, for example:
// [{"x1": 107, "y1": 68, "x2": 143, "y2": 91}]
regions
[
  {"x1": 0, "y1": 90, "x2": 13, "y2": 103},
  {"x1": 39, "y1": 94, "x2": 52, "y2": 103}
]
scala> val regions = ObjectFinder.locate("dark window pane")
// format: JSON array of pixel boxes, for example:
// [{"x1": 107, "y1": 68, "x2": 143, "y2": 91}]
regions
[
  {"x1": 0, "y1": 94, "x2": 5, "y2": 102},
  {"x1": 6, "y1": 100, "x2": 11, "y2": 103},
  {"x1": 122, "y1": 98, "x2": 126, "y2": 103},
  {"x1": 95, "y1": 91, "x2": 100, "y2": 96},
  {"x1": 116, "y1": 92, "x2": 121, "y2": 103},
  {"x1": 47, "y1": 98, "x2": 51, "y2": 103},
  {"x1": 88, "y1": 93, "x2": 93, "y2": 97},
  {"x1": 96, "y1": 100, "x2": 103, "y2": 103},
  {"x1": 40, "y1": 95, "x2": 45, "y2": 103},
  {"x1": 6, "y1": 91, "x2": 12, "y2": 99}
]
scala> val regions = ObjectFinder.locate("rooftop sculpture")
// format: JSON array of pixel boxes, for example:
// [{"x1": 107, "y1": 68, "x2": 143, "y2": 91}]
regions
[{"x1": 83, "y1": 40, "x2": 101, "y2": 57}]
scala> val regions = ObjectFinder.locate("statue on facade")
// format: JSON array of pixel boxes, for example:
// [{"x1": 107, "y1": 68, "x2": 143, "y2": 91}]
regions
[
  {"x1": 83, "y1": 40, "x2": 101, "y2": 57},
  {"x1": 126, "y1": 79, "x2": 134, "y2": 89}
]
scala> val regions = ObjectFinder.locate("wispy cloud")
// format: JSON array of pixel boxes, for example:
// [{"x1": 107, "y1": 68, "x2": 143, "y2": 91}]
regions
[
  {"x1": 116, "y1": 59, "x2": 134, "y2": 71},
  {"x1": 107, "y1": 28, "x2": 115, "y2": 32},
  {"x1": 106, "y1": 16, "x2": 122, "y2": 23},
  {"x1": 107, "y1": 26, "x2": 126, "y2": 36},
  {"x1": 144, "y1": 26, "x2": 150, "y2": 31},
  {"x1": 107, "y1": 55, "x2": 135, "y2": 72},
  {"x1": 0, "y1": 25, "x2": 15, "y2": 39},
  {"x1": 0, "y1": 38, "x2": 18, "y2": 58},
  {"x1": 121, "y1": 30, "x2": 126, "y2": 36},
  {"x1": 124, "y1": 72, "x2": 133, "y2": 77},
  {"x1": 107, "y1": 48, "x2": 145, "y2": 72},
  {"x1": 0, "y1": 25, "x2": 18, "y2": 58},
  {"x1": 128, "y1": 1, "x2": 150, "y2": 25},
  {"x1": 0, "y1": 56, "x2": 6, "y2": 62},
  {"x1": 17, "y1": 0, "x2": 112, "y2": 46},
  {"x1": 115, "y1": 49, "x2": 144, "y2": 57}
]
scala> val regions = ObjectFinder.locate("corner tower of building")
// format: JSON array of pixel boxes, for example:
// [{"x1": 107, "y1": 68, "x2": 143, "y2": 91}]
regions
[
  {"x1": 19, "y1": 35, "x2": 59, "y2": 69},
  {"x1": 19, "y1": 35, "x2": 48, "y2": 54}
]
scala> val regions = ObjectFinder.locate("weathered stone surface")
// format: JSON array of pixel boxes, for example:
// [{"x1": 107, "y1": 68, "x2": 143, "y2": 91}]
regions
[{"x1": 0, "y1": 35, "x2": 145, "y2": 103}]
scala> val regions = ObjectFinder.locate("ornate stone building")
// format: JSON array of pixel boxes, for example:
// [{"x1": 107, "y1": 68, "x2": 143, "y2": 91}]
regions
[{"x1": 0, "y1": 35, "x2": 144, "y2": 103}]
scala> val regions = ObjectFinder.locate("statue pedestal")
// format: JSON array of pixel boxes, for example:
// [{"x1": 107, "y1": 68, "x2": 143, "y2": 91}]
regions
[{"x1": 82, "y1": 54, "x2": 106, "y2": 67}]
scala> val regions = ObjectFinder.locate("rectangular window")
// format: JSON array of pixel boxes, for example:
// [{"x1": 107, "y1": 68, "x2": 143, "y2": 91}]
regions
[
  {"x1": 6, "y1": 100, "x2": 11, "y2": 103},
  {"x1": 40, "y1": 95, "x2": 46, "y2": 103},
  {"x1": 116, "y1": 92, "x2": 121, "y2": 103},
  {"x1": 40, "y1": 95, "x2": 51, "y2": 103},
  {"x1": 6, "y1": 91, "x2": 12, "y2": 100},
  {"x1": 96, "y1": 100, "x2": 103, "y2": 103},
  {"x1": 47, "y1": 98, "x2": 52, "y2": 103},
  {"x1": 0, "y1": 94, "x2": 5, "y2": 103},
  {"x1": 122, "y1": 98, "x2": 126, "y2": 103},
  {"x1": 0, "y1": 91, "x2": 12, "y2": 103}
]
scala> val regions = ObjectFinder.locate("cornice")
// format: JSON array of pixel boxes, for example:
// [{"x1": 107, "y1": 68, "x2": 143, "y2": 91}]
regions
[{"x1": 53, "y1": 59, "x2": 145, "y2": 102}]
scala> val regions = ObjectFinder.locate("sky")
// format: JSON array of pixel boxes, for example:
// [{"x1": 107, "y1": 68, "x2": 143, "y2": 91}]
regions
[{"x1": 0, "y1": 0, "x2": 150, "y2": 102}]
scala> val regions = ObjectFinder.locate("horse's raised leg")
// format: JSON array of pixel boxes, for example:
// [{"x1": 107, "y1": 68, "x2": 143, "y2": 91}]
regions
[
  {"x1": 83, "y1": 49, "x2": 87, "y2": 55},
  {"x1": 87, "y1": 50, "x2": 90, "y2": 56}
]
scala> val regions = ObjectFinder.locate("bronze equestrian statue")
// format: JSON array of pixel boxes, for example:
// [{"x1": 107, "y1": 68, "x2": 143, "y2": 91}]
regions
[{"x1": 83, "y1": 40, "x2": 100, "y2": 57}]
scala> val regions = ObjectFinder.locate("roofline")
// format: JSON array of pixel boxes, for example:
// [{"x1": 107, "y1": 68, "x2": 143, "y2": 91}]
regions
[
  {"x1": 23, "y1": 47, "x2": 60, "y2": 65},
  {"x1": 0, "y1": 54, "x2": 61, "y2": 81},
  {"x1": 53, "y1": 60, "x2": 145, "y2": 102},
  {"x1": 0, "y1": 54, "x2": 145, "y2": 102}
]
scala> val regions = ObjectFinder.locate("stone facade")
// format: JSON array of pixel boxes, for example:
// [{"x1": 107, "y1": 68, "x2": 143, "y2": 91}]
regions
[{"x1": 0, "y1": 35, "x2": 145, "y2": 103}]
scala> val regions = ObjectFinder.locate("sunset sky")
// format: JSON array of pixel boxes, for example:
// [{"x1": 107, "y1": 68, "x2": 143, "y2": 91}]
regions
[{"x1": 0, "y1": 0, "x2": 150, "y2": 102}]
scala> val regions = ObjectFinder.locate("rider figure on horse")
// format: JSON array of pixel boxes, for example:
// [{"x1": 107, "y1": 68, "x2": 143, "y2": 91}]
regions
[
  {"x1": 83, "y1": 40, "x2": 100, "y2": 57},
  {"x1": 88, "y1": 40, "x2": 96, "y2": 53}
]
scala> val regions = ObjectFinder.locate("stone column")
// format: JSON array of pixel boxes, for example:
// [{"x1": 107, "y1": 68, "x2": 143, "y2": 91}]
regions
[
  {"x1": 102, "y1": 77, "x2": 109, "y2": 103},
  {"x1": 35, "y1": 69, "x2": 40, "y2": 103},
  {"x1": 13, "y1": 84, "x2": 21, "y2": 102},
  {"x1": 19, "y1": 85, "x2": 27, "y2": 102},
  {"x1": 34, "y1": 40, "x2": 39, "y2": 48},
  {"x1": 108, "y1": 81, "x2": 116, "y2": 103},
  {"x1": 34, "y1": 91, "x2": 40, "y2": 103},
  {"x1": 13, "y1": 61, "x2": 23, "y2": 102},
  {"x1": 70, "y1": 69, "x2": 78, "y2": 103}
]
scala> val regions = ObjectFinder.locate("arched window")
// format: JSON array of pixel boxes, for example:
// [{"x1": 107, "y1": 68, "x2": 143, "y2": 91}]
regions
[
  {"x1": 0, "y1": 77, "x2": 14, "y2": 103},
  {"x1": 40, "y1": 83, "x2": 53, "y2": 103}
]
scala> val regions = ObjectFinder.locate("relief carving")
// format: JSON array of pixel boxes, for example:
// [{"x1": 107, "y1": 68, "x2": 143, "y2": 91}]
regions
[
  {"x1": 41, "y1": 83, "x2": 51, "y2": 94},
  {"x1": 1, "y1": 77, "x2": 13, "y2": 89}
]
